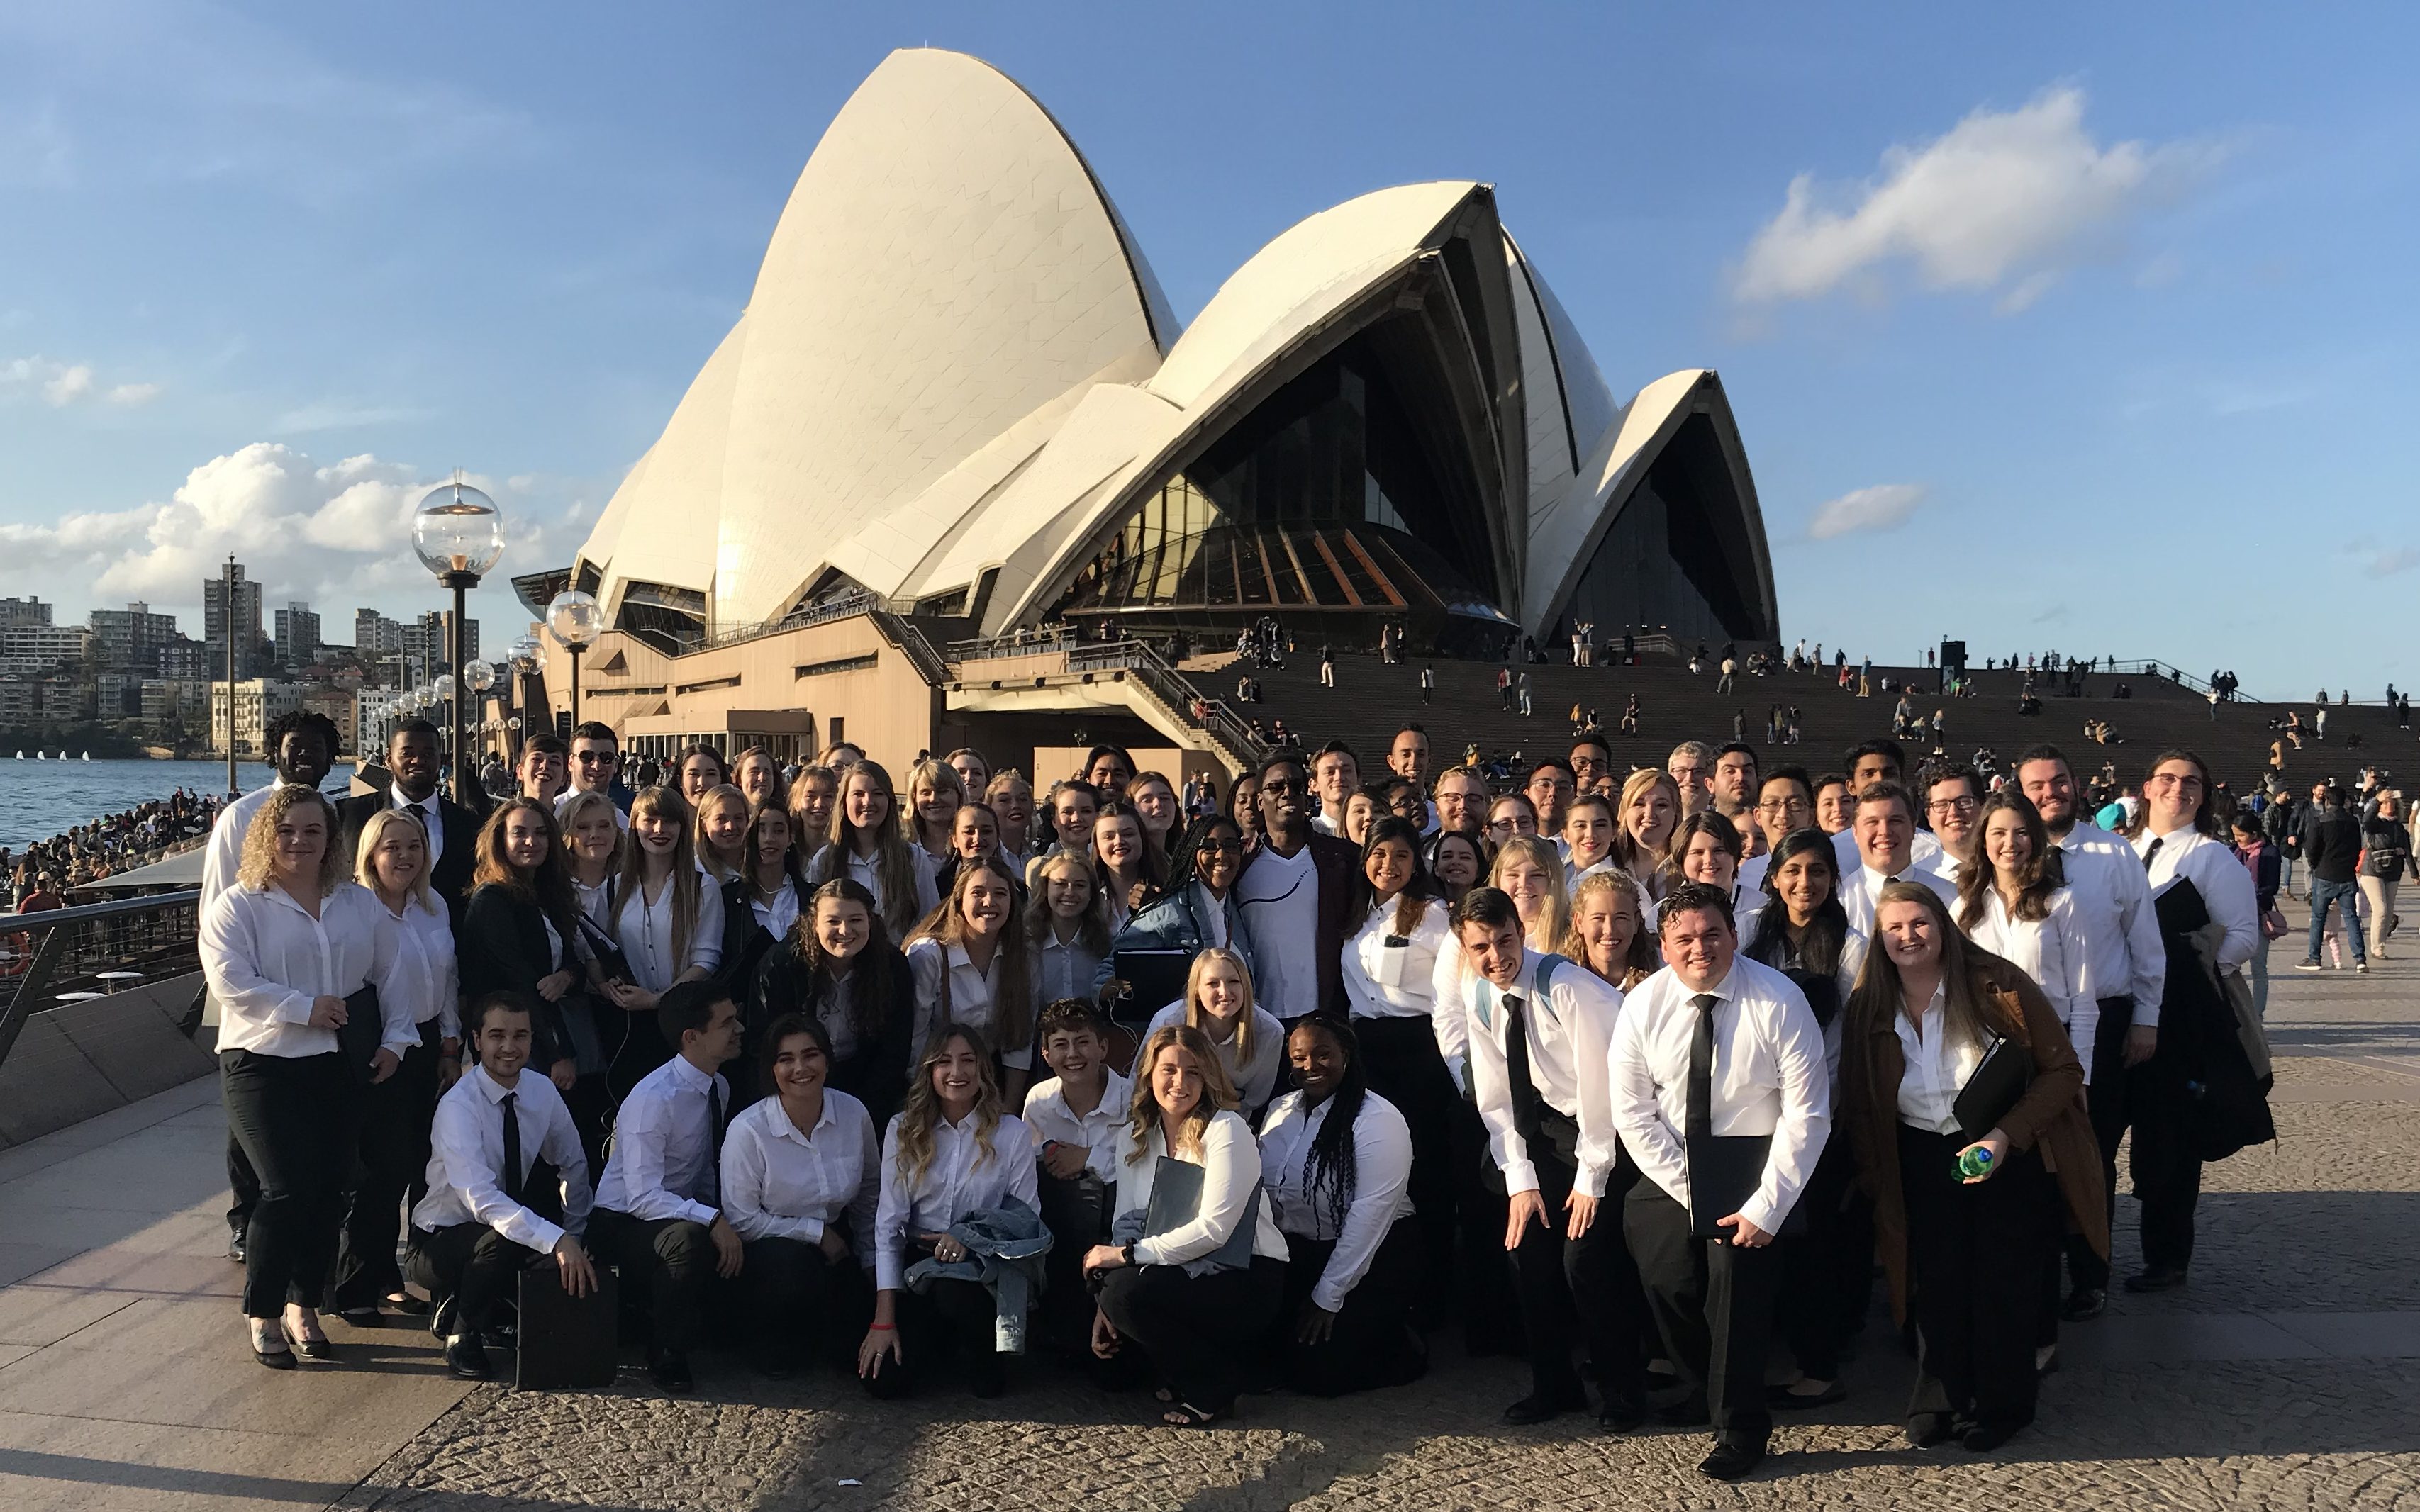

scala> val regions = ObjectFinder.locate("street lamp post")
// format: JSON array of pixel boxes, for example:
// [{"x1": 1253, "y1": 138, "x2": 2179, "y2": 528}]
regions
[
  {"x1": 545, "y1": 589, "x2": 601, "y2": 739},
  {"x1": 410, "y1": 478, "x2": 506, "y2": 809},
  {"x1": 506, "y1": 636, "x2": 540, "y2": 758}
]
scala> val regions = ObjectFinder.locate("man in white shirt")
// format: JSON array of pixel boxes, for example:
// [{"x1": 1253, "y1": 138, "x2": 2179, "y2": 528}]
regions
[
  {"x1": 1569, "y1": 732, "x2": 1614, "y2": 799},
  {"x1": 1836, "y1": 783, "x2": 1961, "y2": 935},
  {"x1": 1022, "y1": 1000, "x2": 1132, "y2": 1360},
  {"x1": 1737, "y1": 767, "x2": 1815, "y2": 899},
  {"x1": 1385, "y1": 724, "x2": 1441, "y2": 834},
  {"x1": 200, "y1": 708, "x2": 340, "y2": 1264},
  {"x1": 589, "y1": 982, "x2": 745, "y2": 1392},
  {"x1": 1524, "y1": 758, "x2": 1576, "y2": 839},
  {"x1": 407, "y1": 992, "x2": 597, "y2": 1381},
  {"x1": 2017, "y1": 743, "x2": 2165, "y2": 1320},
  {"x1": 1668, "y1": 741, "x2": 1714, "y2": 819},
  {"x1": 1710, "y1": 744, "x2": 1758, "y2": 829},
  {"x1": 1612, "y1": 882, "x2": 1829, "y2": 1483},
  {"x1": 1922, "y1": 764, "x2": 1985, "y2": 888},
  {"x1": 1310, "y1": 741, "x2": 1360, "y2": 838},
  {"x1": 1235, "y1": 753, "x2": 1358, "y2": 1020},
  {"x1": 1830, "y1": 739, "x2": 1945, "y2": 874},
  {"x1": 1454, "y1": 888, "x2": 1641, "y2": 1431},
  {"x1": 1432, "y1": 766, "x2": 1490, "y2": 837},
  {"x1": 516, "y1": 734, "x2": 569, "y2": 807}
]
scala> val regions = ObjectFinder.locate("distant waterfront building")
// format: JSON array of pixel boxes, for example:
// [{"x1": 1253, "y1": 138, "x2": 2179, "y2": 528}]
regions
[
  {"x1": 205, "y1": 564, "x2": 264, "y2": 681},
  {"x1": 142, "y1": 678, "x2": 213, "y2": 733},
  {"x1": 156, "y1": 638, "x2": 211, "y2": 683},
  {"x1": 521, "y1": 47, "x2": 1776, "y2": 778},
  {"x1": 0, "y1": 595, "x2": 52, "y2": 629},
  {"x1": 299, "y1": 684, "x2": 359, "y2": 755},
  {"x1": 274, "y1": 602, "x2": 323, "y2": 668},
  {"x1": 89, "y1": 602, "x2": 179, "y2": 673},
  {"x1": 210, "y1": 678, "x2": 303, "y2": 759},
  {"x1": 401, "y1": 610, "x2": 476, "y2": 673},
  {"x1": 0, "y1": 622, "x2": 94, "y2": 676}
]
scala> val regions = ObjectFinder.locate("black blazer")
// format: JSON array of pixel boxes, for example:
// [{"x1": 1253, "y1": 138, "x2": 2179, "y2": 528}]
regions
[
  {"x1": 1237, "y1": 831, "x2": 1361, "y2": 1018},
  {"x1": 752, "y1": 937, "x2": 915, "y2": 1131},
  {"x1": 336, "y1": 790, "x2": 482, "y2": 926},
  {"x1": 458, "y1": 883, "x2": 578, "y2": 1066}
]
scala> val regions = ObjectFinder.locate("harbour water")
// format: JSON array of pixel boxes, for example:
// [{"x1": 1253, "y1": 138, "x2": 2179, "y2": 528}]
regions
[{"x1": 0, "y1": 758, "x2": 355, "y2": 851}]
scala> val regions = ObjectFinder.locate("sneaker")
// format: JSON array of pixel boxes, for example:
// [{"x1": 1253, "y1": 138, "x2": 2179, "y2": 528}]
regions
[
  {"x1": 2294, "y1": 960, "x2": 2324, "y2": 972},
  {"x1": 2357, "y1": 962, "x2": 2370, "y2": 975}
]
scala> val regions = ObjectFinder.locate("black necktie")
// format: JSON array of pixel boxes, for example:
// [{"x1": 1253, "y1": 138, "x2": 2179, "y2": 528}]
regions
[
  {"x1": 500, "y1": 1091, "x2": 524, "y2": 1204},
  {"x1": 2141, "y1": 836, "x2": 2163, "y2": 873},
  {"x1": 1500, "y1": 992, "x2": 1545, "y2": 1150},
  {"x1": 706, "y1": 1080, "x2": 726, "y2": 1202},
  {"x1": 1686, "y1": 993, "x2": 1719, "y2": 1141}
]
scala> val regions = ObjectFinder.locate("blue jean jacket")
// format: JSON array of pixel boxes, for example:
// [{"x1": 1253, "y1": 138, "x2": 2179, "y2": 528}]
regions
[
  {"x1": 1096, "y1": 886, "x2": 1257, "y2": 995},
  {"x1": 902, "y1": 1199, "x2": 1054, "y2": 1354}
]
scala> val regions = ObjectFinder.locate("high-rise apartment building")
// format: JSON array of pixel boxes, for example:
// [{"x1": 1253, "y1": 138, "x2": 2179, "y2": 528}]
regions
[
  {"x1": 274, "y1": 602, "x2": 322, "y2": 668},
  {"x1": 89, "y1": 602, "x2": 179, "y2": 672},
  {"x1": 204, "y1": 563, "x2": 264, "y2": 681}
]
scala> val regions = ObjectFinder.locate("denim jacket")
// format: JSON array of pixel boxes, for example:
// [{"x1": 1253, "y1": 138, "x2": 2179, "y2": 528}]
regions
[
  {"x1": 901, "y1": 1198, "x2": 1054, "y2": 1354},
  {"x1": 1095, "y1": 885, "x2": 1256, "y2": 994}
]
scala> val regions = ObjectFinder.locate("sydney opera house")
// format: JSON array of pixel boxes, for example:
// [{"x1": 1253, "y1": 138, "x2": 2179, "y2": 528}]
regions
[{"x1": 525, "y1": 47, "x2": 1776, "y2": 774}]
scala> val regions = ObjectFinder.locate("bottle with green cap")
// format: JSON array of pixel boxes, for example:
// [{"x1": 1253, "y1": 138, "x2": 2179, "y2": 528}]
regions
[{"x1": 1956, "y1": 1145, "x2": 1995, "y2": 1181}]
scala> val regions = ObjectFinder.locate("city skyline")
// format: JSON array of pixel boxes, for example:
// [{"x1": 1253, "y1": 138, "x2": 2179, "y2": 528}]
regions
[{"x1": 0, "y1": 6, "x2": 2411, "y2": 695}]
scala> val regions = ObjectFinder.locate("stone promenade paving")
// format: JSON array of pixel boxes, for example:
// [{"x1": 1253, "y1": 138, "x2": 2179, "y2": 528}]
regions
[{"x1": 1, "y1": 899, "x2": 2414, "y2": 1511}]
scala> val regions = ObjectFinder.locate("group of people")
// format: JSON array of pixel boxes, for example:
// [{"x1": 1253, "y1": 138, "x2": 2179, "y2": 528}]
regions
[
  {"x1": 4, "y1": 787, "x2": 223, "y2": 902},
  {"x1": 192, "y1": 695, "x2": 2290, "y2": 1482}
]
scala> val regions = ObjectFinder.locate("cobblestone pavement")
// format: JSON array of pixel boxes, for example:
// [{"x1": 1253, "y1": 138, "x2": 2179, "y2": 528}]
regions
[{"x1": 348, "y1": 923, "x2": 2420, "y2": 1512}]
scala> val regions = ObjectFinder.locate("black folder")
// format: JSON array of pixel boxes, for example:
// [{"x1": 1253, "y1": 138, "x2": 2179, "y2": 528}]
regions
[
  {"x1": 1142, "y1": 1155, "x2": 1259, "y2": 1271},
  {"x1": 1108, "y1": 948, "x2": 1194, "y2": 1026},
  {"x1": 515, "y1": 1262, "x2": 620, "y2": 1391},
  {"x1": 1685, "y1": 1133, "x2": 1809, "y2": 1239},
  {"x1": 1951, "y1": 1036, "x2": 2034, "y2": 1144},
  {"x1": 337, "y1": 985, "x2": 385, "y2": 1081}
]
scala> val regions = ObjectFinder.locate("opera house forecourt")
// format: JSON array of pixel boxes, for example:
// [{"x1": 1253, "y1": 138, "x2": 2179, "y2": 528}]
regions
[{"x1": 525, "y1": 46, "x2": 1778, "y2": 774}]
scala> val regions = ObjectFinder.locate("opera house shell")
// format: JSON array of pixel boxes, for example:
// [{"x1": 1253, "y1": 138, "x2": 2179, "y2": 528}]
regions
[{"x1": 555, "y1": 47, "x2": 1778, "y2": 662}]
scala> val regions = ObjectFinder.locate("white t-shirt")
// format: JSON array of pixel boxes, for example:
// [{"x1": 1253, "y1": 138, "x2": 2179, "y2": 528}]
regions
[{"x1": 1234, "y1": 842, "x2": 1321, "y2": 1021}]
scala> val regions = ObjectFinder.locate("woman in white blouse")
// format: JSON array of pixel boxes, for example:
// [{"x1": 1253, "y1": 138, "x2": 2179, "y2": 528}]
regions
[
  {"x1": 1563, "y1": 870, "x2": 1661, "y2": 993},
  {"x1": 199, "y1": 785, "x2": 414, "y2": 1370},
  {"x1": 720, "y1": 1014, "x2": 880, "y2": 1377},
  {"x1": 808, "y1": 761, "x2": 942, "y2": 941},
  {"x1": 330, "y1": 808, "x2": 462, "y2": 1327},
  {"x1": 1427, "y1": 835, "x2": 1570, "y2": 1079},
  {"x1": 1256, "y1": 1017, "x2": 1423, "y2": 1395},
  {"x1": 1956, "y1": 792, "x2": 2097, "y2": 1074},
  {"x1": 604, "y1": 786, "x2": 724, "y2": 1090},
  {"x1": 1144, "y1": 948, "x2": 1284, "y2": 1119},
  {"x1": 559, "y1": 790, "x2": 620, "y2": 936},
  {"x1": 731, "y1": 744, "x2": 788, "y2": 812},
  {"x1": 1086, "y1": 1024, "x2": 1289, "y2": 1426},
  {"x1": 906, "y1": 857, "x2": 1038, "y2": 1101},
  {"x1": 1025, "y1": 851, "x2": 1110, "y2": 1012},
  {"x1": 1666, "y1": 812, "x2": 1760, "y2": 942},
  {"x1": 1339, "y1": 817, "x2": 1459, "y2": 1320},
  {"x1": 903, "y1": 758, "x2": 967, "y2": 871},
  {"x1": 1092, "y1": 804, "x2": 1162, "y2": 930},
  {"x1": 692, "y1": 783, "x2": 751, "y2": 885},
  {"x1": 859, "y1": 1025, "x2": 1037, "y2": 1399}
]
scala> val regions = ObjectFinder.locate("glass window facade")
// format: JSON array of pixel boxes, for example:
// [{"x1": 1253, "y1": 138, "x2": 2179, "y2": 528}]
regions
[{"x1": 1549, "y1": 413, "x2": 1769, "y2": 645}]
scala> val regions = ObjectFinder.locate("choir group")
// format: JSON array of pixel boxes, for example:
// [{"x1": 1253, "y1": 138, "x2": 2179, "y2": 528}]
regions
[{"x1": 195, "y1": 702, "x2": 2263, "y2": 1482}]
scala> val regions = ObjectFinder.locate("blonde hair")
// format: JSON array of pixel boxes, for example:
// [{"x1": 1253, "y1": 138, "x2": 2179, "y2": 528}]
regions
[
  {"x1": 614, "y1": 785, "x2": 703, "y2": 967},
  {"x1": 556, "y1": 789, "x2": 620, "y2": 866},
  {"x1": 1562, "y1": 868, "x2": 1659, "y2": 987},
  {"x1": 905, "y1": 856, "x2": 1035, "y2": 1053},
  {"x1": 1490, "y1": 834, "x2": 1571, "y2": 951},
  {"x1": 1612, "y1": 768, "x2": 1682, "y2": 892},
  {"x1": 826, "y1": 761, "x2": 927, "y2": 939},
  {"x1": 902, "y1": 758, "x2": 968, "y2": 856},
  {"x1": 691, "y1": 783, "x2": 752, "y2": 882},
  {"x1": 353, "y1": 807, "x2": 435, "y2": 913},
  {"x1": 239, "y1": 785, "x2": 347, "y2": 895},
  {"x1": 893, "y1": 1024, "x2": 1005, "y2": 1187},
  {"x1": 1023, "y1": 848, "x2": 1110, "y2": 955},
  {"x1": 1123, "y1": 1023, "x2": 1239, "y2": 1165},
  {"x1": 1179, "y1": 946, "x2": 1260, "y2": 1067}
]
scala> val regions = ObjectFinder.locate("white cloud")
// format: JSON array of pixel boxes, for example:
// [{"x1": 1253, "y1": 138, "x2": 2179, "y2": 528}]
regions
[
  {"x1": 40, "y1": 362, "x2": 93, "y2": 405},
  {"x1": 105, "y1": 381, "x2": 161, "y2": 406},
  {"x1": 1807, "y1": 483, "x2": 1928, "y2": 540},
  {"x1": 3, "y1": 353, "x2": 162, "y2": 409},
  {"x1": 1734, "y1": 87, "x2": 2212, "y2": 308}
]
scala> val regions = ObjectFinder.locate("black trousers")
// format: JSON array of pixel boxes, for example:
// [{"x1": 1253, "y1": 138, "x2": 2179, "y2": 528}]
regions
[
  {"x1": 1035, "y1": 1170, "x2": 1114, "y2": 1357},
  {"x1": 562, "y1": 1073, "x2": 614, "y2": 1192},
  {"x1": 861, "y1": 1277, "x2": 1001, "y2": 1399},
  {"x1": 221, "y1": 1049, "x2": 358, "y2": 1318},
  {"x1": 2067, "y1": 999, "x2": 2132, "y2": 1291},
  {"x1": 744, "y1": 1237, "x2": 873, "y2": 1371},
  {"x1": 1098, "y1": 1255, "x2": 1286, "y2": 1413},
  {"x1": 1354, "y1": 1017, "x2": 1460, "y2": 1323},
  {"x1": 1449, "y1": 1096, "x2": 1520, "y2": 1352},
  {"x1": 1776, "y1": 1131, "x2": 1866, "y2": 1379},
  {"x1": 1624, "y1": 1183, "x2": 1783, "y2": 1450},
  {"x1": 407, "y1": 1221, "x2": 541, "y2": 1336},
  {"x1": 1273, "y1": 1220, "x2": 1425, "y2": 1396},
  {"x1": 333, "y1": 1019, "x2": 443, "y2": 1309},
  {"x1": 1502, "y1": 1112, "x2": 1648, "y2": 1408},
  {"x1": 587, "y1": 1209, "x2": 714, "y2": 1353},
  {"x1": 2126, "y1": 1019, "x2": 2204, "y2": 1275},
  {"x1": 1900, "y1": 1124, "x2": 2051, "y2": 1428}
]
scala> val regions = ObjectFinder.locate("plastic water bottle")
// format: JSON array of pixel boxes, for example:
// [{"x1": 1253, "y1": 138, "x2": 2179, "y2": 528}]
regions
[{"x1": 1956, "y1": 1145, "x2": 1995, "y2": 1180}]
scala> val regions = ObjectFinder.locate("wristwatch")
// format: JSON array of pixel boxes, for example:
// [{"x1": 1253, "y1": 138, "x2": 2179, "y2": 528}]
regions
[{"x1": 1120, "y1": 1241, "x2": 1137, "y2": 1267}]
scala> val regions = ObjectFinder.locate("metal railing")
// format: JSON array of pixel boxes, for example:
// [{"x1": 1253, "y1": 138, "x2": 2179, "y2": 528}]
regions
[
  {"x1": 671, "y1": 590, "x2": 881, "y2": 656},
  {"x1": 1, "y1": 888, "x2": 203, "y2": 1072},
  {"x1": 869, "y1": 612, "x2": 952, "y2": 687},
  {"x1": 947, "y1": 628, "x2": 1076, "y2": 663},
  {"x1": 940, "y1": 634, "x2": 1262, "y2": 763}
]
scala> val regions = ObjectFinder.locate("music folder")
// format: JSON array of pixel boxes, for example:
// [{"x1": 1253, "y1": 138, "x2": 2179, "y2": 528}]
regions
[
  {"x1": 1685, "y1": 1133, "x2": 1807, "y2": 1240},
  {"x1": 515, "y1": 1264, "x2": 620, "y2": 1391}
]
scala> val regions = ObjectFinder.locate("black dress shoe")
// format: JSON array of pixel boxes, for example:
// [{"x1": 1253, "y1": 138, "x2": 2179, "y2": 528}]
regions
[
  {"x1": 1657, "y1": 1392, "x2": 1711, "y2": 1428},
  {"x1": 1963, "y1": 1419, "x2": 2025, "y2": 1452},
  {"x1": 1698, "y1": 1443, "x2": 1764, "y2": 1482},
  {"x1": 1907, "y1": 1411, "x2": 1956, "y2": 1447},
  {"x1": 384, "y1": 1293, "x2": 433, "y2": 1316},
  {"x1": 337, "y1": 1306, "x2": 384, "y2": 1330},
  {"x1": 1596, "y1": 1396, "x2": 1647, "y2": 1433},
  {"x1": 648, "y1": 1347, "x2": 695, "y2": 1393},
  {"x1": 1501, "y1": 1388, "x2": 1585, "y2": 1425},
  {"x1": 2061, "y1": 1287, "x2": 2107, "y2": 1321},
  {"x1": 2123, "y1": 1265, "x2": 2188, "y2": 1294},
  {"x1": 228, "y1": 1231, "x2": 247, "y2": 1265},
  {"x1": 429, "y1": 1299, "x2": 458, "y2": 1343},
  {"x1": 445, "y1": 1335, "x2": 494, "y2": 1382}
]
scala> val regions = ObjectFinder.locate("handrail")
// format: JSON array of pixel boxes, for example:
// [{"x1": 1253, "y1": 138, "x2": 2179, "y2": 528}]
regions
[
  {"x1": 1, "y1": 887, "x2": 204, "y2": 1073},
  {"x1": 869, "y1": 611, "x2": 952, "y2": 687},
  {"x1": 673, "y1": 590, "x2": 880, "y2": 656},
  {"x1": 942, "y1": 633, "x2": 1261, "y2": 765}
]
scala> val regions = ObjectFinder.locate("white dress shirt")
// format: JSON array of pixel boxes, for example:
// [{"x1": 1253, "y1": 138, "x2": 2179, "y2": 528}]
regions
[
  {"x1": 1609, "y1": 955, "x2": 1831, "y2": 1236},
  {"x1": 1838, "y1": 858, "x2": 1961, "y2": 937},
  {"x1": 908, "y1": 938, "x2": 1035, "y2": 1071},
  {"x1": 2056, "y1": 820, "x2": 2167, "y2": 1026},
  {"x1": 1191, "y1": 883, "x2": 1232, "y2": 948},
  {"x1": 555, "y1": 788, "x2": 628, "y2": 829},
  {"x1": 1031, "y1": 928, "x2": 1107, "y2": 1007},
  {"x1": 201, "y1": 880, "x2": 419, "y2": 1059},
  {"x1": 595, "y1": 1054, "x2": 727, "y2": 1226},
  {"x1": 1893, "y1": 985, "x2": 1985, "y2": 1136},
  {"x1": 1342, "y1": 897, "x2": 1450, "y2": 1021},
  {"x1": 748, "y1": 880, "x2": 802, "y2": 944},
  {"x1": 199, "y1": 779, "x2": 303, "y2": 912},
  {"x1": 1023, "y1": 1069, "x2": 1132, "y2": 1182},
  {"x1": 382, "y1": 890, "x2": 462, "y2": 1038},
  {"x1": 1427, "y1": 933, "x2": 1474, "y2": 1077},
  {"x1": 571, "y1": 875, "x2": 615, "y2": 936},
  {"x1": 1462, "y1": 948, "x2": 1624, "y2": 1198},
  {"x1": 1961, "y1": 885, "x2": 2098, "y2": 1082},
  {"x1": 1257, "y1": 1089, "x2": 1415, "y2": 1313},
  {"x1": 871, "y1": 1109, "x2": 1040, "y2": 1291},
  {"x1": 2136, "y1": 825, "x2": 2258, "y2": 973},
  {"x1": 389, "y1": 787, "x2": 447, "y2": 865},
  {"x1": 1144, "y1": 1001, "x2": 1286, "y2": 1114},
  {"x1": 613, "y1": 870, "x2": 725, "y2": 994},
  {"x1": 411, "y1": 1063, "x2": 593, "y2": 1253},
  {"x1": 718, "y1": 1089, "x2": 879, "y2": 1259},
  {"x1": 1111, "y1": 1110, "x2": 1288, "y2": 1267},
  {"x1": 809, "y1": 844, "x2": 942, "y2": 928},
  {"x1": 1736, "y1": 851, "x2": 1771, "y2": 899}
]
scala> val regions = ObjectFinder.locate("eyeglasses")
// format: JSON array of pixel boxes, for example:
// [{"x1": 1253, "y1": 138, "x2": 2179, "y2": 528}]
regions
[
  {"x1": 1927, "y1": 796, "x2": 1979, "y2": 815},
  {"x1": 573, "y1": 751, "x2": 616, "y2": 765},
  {"x1": 1755, "y1": 798, "x2": 1810, "y2": 815},
  {"x1": 1197, "y1": 839, "x2": 1244, "y2": 855}
]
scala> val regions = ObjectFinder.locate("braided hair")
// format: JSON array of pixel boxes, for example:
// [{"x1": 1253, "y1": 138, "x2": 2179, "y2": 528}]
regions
[{"x1": 1288, "y1": 1014, "x2": 1370, "y2": 1237}]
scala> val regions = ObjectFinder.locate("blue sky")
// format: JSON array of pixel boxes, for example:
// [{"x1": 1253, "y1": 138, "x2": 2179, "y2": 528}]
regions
[{"x1": 1, "y1": 2, "x2": 2412, "y2": 698}]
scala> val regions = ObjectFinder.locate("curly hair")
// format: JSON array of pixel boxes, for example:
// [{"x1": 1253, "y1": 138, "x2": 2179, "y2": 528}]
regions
[
  {"x1": 238, "y1": 785, "x2": 346, "y2": 895},
  {"x1": 893, "y1": 1024, "x2": 1005, "y2": 1188}
]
